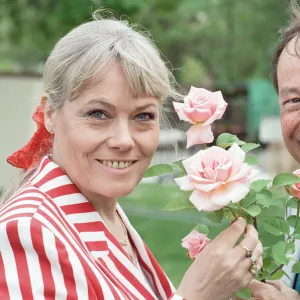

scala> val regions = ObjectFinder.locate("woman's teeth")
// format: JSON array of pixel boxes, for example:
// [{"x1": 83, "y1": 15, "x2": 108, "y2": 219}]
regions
[{"x1": 100, "y1": 160, "x2": 133, "y2": 169}]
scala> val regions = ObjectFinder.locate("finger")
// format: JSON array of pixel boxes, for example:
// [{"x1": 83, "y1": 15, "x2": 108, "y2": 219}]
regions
[
  {"x1": 236, "y1": 225, "x2": 259, "y2": 257},
  {"x1": 265, "y1": 280, "x2": 282, "y2": 291},
  {"x1": 252, "y1": 241, "x2": 263, "y2": 269},
  {"x1": 248, "y1": 279, "x2": 278, "y2": 298},
  {"x1": 241, "y1": 241, "x2": 263, "y2": 275},
  {"x1": 214, "y1": 217, "x2": 247, "y2": 247}
]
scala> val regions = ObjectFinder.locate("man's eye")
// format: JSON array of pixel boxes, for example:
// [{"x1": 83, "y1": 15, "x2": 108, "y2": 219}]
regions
[
  {"x1": 291, "y1": 98, "x2": 300, "y2": 103},
  {"x1": 136, "y1": 113, "x2": 155, "y2": 121},
  {"x1": 88, "y1": 110, "x2": 108, "y2": 119}
]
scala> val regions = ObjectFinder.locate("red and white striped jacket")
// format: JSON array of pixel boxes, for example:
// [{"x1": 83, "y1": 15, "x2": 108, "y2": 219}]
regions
[{"x1": 0, "y1": 157, "x2": 184, "y2": 300}]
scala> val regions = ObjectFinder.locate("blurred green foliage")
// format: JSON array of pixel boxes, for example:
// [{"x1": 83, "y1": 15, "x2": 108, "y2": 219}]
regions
[{"x1": 1, "y1": 0, "x2": 287, "y2": 84}]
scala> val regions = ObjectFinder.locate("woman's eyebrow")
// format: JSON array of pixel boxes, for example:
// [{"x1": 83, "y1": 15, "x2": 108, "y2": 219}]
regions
[{"x1": 86, "y1": 99, "x2": 158, "y2": 110}]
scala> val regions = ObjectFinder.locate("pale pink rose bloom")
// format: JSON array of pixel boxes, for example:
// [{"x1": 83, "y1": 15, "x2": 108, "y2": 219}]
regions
[
  {"x1": 173, "y1": 87, "x2": 228, "y2": 148},
  {"x1": 181, "y1": 230, "x2": 211, "y2": 260},
  {"x1": 174, "y1": 143, "x2": 256, "y2": 211},
  {"x1": 287, "y1": 169, "x2": 300, "y2": 199}
]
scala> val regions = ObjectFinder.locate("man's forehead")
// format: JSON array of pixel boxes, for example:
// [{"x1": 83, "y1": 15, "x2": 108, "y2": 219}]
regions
[
  {"x1": 280, "y1": 86, "x2": 300, "y2": 97},
  {"x1": 277, "y1": 38, "x2": 300, "y2": 95}
]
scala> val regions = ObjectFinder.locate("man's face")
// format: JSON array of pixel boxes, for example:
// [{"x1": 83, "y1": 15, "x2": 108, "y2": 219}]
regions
[{"x1": 278, "y1": 37, "x2": 300, "y2": 163}]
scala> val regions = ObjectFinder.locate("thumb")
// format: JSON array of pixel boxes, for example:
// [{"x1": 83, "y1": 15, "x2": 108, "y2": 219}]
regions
[
  {"x1": 248, "y1": 279, "x2": 278, "y2": 298},
  {"x1": 265, "y1": 280, "x2": 282, "y2": 291}
]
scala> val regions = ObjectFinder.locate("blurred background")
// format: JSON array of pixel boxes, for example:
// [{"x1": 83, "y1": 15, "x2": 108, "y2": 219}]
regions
[{"x1": 1, "y1": 0, "x2": 299, "y2": 286}]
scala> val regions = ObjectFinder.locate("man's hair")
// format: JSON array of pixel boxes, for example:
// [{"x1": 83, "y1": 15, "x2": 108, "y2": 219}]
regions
[{"x1": 272, "y1": 0, "x2": 300, "y2": 92}]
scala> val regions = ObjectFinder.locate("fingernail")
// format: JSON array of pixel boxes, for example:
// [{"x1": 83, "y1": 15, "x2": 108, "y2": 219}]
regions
[{"x1": 237, "y1": 217, "x2": 245, "y2": 222}]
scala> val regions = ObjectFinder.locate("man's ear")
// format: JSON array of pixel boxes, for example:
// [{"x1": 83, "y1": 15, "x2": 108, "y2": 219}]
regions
[{"x1": 41, "y1": 94, "x2": 56, "y2": 132}]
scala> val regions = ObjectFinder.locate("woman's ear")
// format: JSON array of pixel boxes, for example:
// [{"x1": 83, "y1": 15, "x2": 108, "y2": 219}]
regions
[{"x1": 41, "y1": 94, "x2": 56, "y2": 133}]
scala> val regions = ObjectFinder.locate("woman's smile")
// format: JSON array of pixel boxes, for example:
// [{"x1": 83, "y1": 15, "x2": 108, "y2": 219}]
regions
[{"x1": 96, "y1": 159, "x2": 138, "y2": 172}]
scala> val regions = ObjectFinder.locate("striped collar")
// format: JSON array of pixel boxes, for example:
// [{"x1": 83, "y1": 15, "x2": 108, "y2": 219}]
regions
[{"x1": 29, "y1": 156, "x2": 174, "y2": 299}]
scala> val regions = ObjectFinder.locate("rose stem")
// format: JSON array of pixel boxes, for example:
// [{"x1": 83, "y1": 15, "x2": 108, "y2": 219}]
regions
[
  {"x1": 269, "y1": 264, "x2": 284, "y2": 276},
  {"x1": 228, "y1": 207, "x2": 237, "y2": 220},
  {"x1": 295, "y1": 201, "x2": 300, "y2": 229}
]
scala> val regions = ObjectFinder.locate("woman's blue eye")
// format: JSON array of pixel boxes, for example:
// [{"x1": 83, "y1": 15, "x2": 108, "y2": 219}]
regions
[
  {"x1": 88, "y1": 110, "x2": 107, "y2": 119},
  {"x1": 136, "y1": 113, "x2": 154, "y2": 121}
]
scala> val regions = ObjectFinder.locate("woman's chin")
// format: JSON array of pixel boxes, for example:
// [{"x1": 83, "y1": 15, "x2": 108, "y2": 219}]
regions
[{"x1": 94, "y1": 186, "x2": 135, "y2": 199}]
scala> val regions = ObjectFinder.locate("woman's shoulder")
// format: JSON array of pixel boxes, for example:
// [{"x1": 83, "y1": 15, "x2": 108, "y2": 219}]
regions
[{"x1": 0, "y1": 183, "x2": 49, "y2": 225}]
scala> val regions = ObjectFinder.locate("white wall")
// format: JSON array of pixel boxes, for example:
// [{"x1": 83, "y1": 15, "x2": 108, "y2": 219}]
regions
[{"x1": 0, "y1": 75, "x2": 43, "y2": 190}]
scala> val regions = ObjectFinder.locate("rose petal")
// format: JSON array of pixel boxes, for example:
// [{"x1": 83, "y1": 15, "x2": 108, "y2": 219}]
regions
[
  {"x1": 202, "y1": 91, "x2": 227, "y2": 126},
  {"x1": 189, "y1": 189, "x2": 225, "y2": 211},
  {"x1": 203, "y1": 167, "x2": 215, "y2": 180},
  {"x1": 186, "y1": 124, "x2": 214, "y2": 148},
  {"x1": 188, "y1": 87, "x2": 213, "y2": 101},
  {"x1": 173, "y1": 102, "x2": 195, "y2": 123},
  {"x1": 194, "y1": 181, "x2": 224, "y2": 192},
  {"x1": 200, "y1": 146, "x2": 229, "y2": 168},
  {"x1": 184, "y1": 107, "x2": 212, "y2": 123},
  {"x1": 189, "y1": 174, "x2": 214, "y2": 184},
  {"x1": 174, "y1": 175, "x2": 194, "y2": 191},
  {"x1": 210, "y1": 182, "x2": 250, "y2": 205},
  {"x1": 227, "y1": 143, "x2": 246, "y2": 166},
  {"x1": 181, "y1": 150, "x2": 203, "y2": 174},
  {"x1": 227, "y1": 164, "x2": 250, "y2": 182},
  {"x1": 289, "y1": 185, "x2": 300, "y2": 198}
]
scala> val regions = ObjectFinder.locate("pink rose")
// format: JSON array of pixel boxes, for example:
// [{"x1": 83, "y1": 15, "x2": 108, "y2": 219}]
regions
[
  {"x1": 287, "y1": 169, "x2": 300, "y2": 199},
  {"x1": 181, "y1": 230, "x2": 211, "y2": 260},
  {"x1": 174, "y1": 143, "x2": 256, "y2": 211},
  {"x1": 173, "y1": 87, "x2": 228, "y2": 148}
]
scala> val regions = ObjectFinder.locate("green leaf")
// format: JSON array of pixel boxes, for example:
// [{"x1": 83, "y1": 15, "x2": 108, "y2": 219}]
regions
[
  {"x1": 272, "y1": 241, "x2": 288, "y2": 264},
  {"x1": 216, "y1": 133, "x2": 245, "y2": 149},
  {"x1": 250, "y1": 180, "x2": 271, "y2": 193},
  {"x1": 259, "y1": 270, "x2": 271, "y2": 281},
  {"x1": 235, "y1": 287, "x2": 251, "y2": 299},
  {"x1": 172, "y1": 160, "x2": 185, "y2": 171},
  {"x1": 288, "y1": 198, "x2": 299, "y2": 209},
  {"x1": 163, "y1": 194, "x2": 194, "y2": 211},
  {"x1": 263, "y1": 218, "x2": 290, "y2": 236},
  {"x1": 240, "y1": 190, "x2": 257, "y2": 208},
  {"x1": 203, "y1": 209, "x2": 224, "y2": 223},
  {"x1": 272, "y1": 173, "x2": 300, "y2": 187},
  {"x1": 262, "y1": 256, "x2": 272, "y2": 268},
  {"x1": 287, "y1": 215, "x2": 297, "y2": 228},
  {"x1": 292, "y1": 262, "x2": 300, "y2": 273},
  {"x1": 256, "y1": 190, "x2": 273, "y2": 208},
  {"x1": 271, "y1": 197, "x2": 287, "y2": 207},
  {"x1": 245, "y1": 155, "x2": 260, "y2": 165},
  {"x1": 243, "y1": 204, "x2": 261, "y2": 216},
  {"x1": 143, "y1": 164, "x2": 173, "y2": 178},
  {"x1": 286, "y1": 242, "x2": 295, "y2": 259},
  {"x1": 269, "y1": 270, "x2": 285, "y2": 280},
  {"x1": 270, "y1": 187, "x2": 290, "y2": 206},
  {"x1": 193, "y1": 223, "x2": 209, "y2": 235},
  {"x1": 241, "y1": 143, "x2": 260, "y2": 153}
]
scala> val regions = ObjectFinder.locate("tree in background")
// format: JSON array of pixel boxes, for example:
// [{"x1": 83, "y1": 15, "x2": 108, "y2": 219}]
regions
[{"x1": 1, "y1": 0, "x2": 287, "y2": 85}]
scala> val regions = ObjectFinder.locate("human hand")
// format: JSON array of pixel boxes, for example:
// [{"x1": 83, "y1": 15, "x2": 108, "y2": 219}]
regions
[
  {"x1": 242, "y1": 279, "x2": 300, "y2": 300},
  {"x1": 176, "y1": 217, "x2": 263, "y2": 300}
]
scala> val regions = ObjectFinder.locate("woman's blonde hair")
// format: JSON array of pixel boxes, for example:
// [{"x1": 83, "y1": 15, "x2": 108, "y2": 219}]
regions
[{"x1": 1, "y1": 10, "x2": 182, "y2": 204}]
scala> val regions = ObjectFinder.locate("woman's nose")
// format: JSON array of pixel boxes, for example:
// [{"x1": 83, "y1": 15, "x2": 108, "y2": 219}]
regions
[{"x1": 107, "y1": 121, "x2": 134, "y2": 151}]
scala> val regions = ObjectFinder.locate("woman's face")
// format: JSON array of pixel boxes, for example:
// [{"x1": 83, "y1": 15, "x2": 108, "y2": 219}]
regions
[{"x1": 46, "y1": 62, "x2": 160, "y2": 199}]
